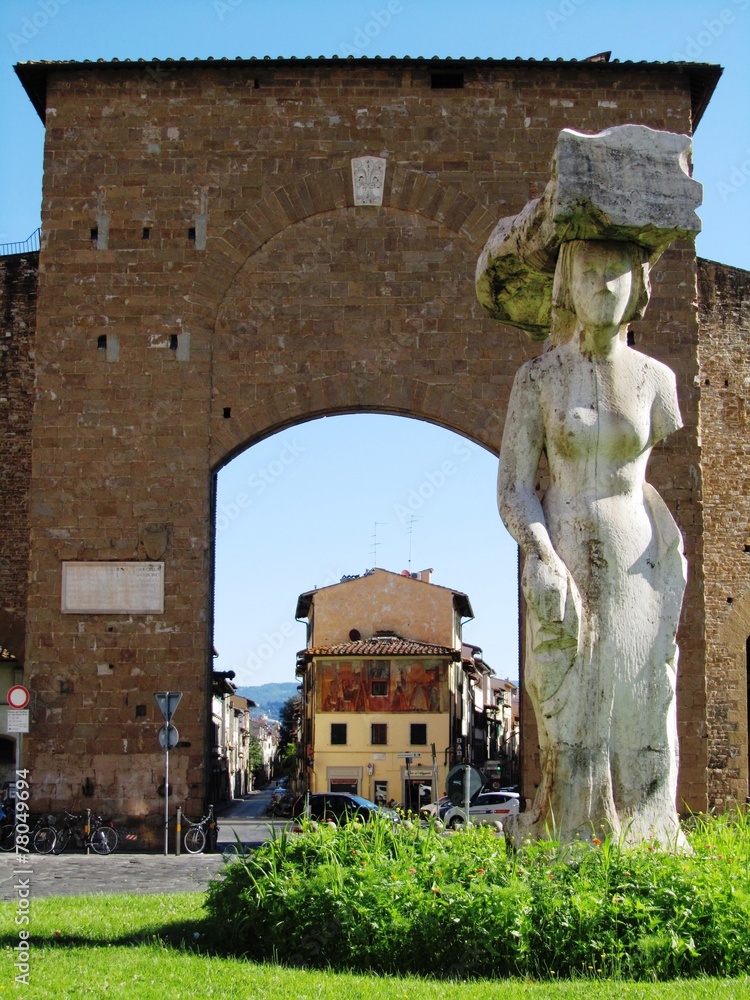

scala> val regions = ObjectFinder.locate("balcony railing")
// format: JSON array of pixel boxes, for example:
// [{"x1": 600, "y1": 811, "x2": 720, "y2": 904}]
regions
[{"x1": 0, "y1": 228, "x2": 41, "y2": 257}]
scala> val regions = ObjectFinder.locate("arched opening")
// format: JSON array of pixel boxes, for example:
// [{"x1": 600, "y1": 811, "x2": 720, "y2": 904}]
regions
[{"x1": 211, "y1": 412, "x2": 521, "y2": 809}]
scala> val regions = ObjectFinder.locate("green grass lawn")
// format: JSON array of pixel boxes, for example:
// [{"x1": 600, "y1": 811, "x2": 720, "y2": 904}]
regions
[
  {"x1": 3, "y1": 812, "x2": 750, "y2": 998},
  {"x1": 2, "y1": 891, "x2": 750, "y2": 1000}
]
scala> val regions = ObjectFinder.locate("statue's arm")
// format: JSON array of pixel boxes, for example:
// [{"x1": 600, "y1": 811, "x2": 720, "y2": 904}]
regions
[
  {"x1": 498, "y1": 363, "x2": 569, "y2": 624},
  {"x1": 649, "y1": 360, "x2": 683, "y2": 446}
]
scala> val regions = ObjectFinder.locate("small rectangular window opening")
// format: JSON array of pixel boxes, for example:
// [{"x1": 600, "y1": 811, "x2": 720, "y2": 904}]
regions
[
  {"x1": 142, "y1": 227, "x2": 151, "y2": 240},
  {"x1": 330, "y1": 723, "x2": 347, "y2": 745},
  {"x1": 135, "y1": 704, "x2": 147, "y2": 718},
  {"x1": 371, "y1": 723, "x2": 388, "y2": 745},
  {"x1": 169, "y1": 334, "x2": 178, "y2": 351},
  {"x1": 431, "y1": 72, "x2": 464, "y2": 90},
  {"x1": 188, "y1": 227, "x2": 196, "y2": 241},
  {"x1": 223, "y1": 406, "x2": 232, "y2": 419},
  {"x1": 410, "y1": 723, "x2": 427, "y2": 746},
  {"x1": 97, "y1": 334, "x2": 107, "y2": 350},
  {"x1": 90, "y1": 227, "x2": 99, "y2": 241}
]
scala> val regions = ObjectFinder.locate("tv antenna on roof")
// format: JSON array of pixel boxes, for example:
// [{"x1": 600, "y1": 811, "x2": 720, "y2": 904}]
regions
[
  {"x1": 405, "y1": 514, "x2": 422, "y2": 573},
  {"x1": 371, "y1": 522, "x2": 387, "y2": 567}
]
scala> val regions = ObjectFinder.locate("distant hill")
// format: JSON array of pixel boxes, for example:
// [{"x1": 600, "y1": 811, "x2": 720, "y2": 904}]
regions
[{"x1": 236, "y1": 682, "x2": 299, "y2": 722}]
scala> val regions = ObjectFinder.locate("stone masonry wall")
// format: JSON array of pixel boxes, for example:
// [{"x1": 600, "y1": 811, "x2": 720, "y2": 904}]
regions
[
  {"x1": 0, "y1": 252, "x2": 36, "y2": 661},
  {"x1": 19, "y1": 59, "x2": 707, "y2": 829},
  {"x1": 698, "y1": 259, "x2": 750, "y2": 808}
]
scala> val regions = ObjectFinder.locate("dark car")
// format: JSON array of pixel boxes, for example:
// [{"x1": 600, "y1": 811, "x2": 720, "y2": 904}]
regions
[{"x1": 292, "y1": 792, "x2": 397, "y2": 825}]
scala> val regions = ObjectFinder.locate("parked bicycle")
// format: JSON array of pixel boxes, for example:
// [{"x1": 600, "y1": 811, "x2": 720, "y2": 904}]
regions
[
  {"x1": 30, "y1": 815, "x2": 57, "y2": 855},
  {"x1": 182, "y1": 804, "x2": 218, "y2": 854},
  {"x1": 33, "y1": 811, "x2": 118, "y2": 855},
  {"x1": 0, "y1": 802, "x2": 15, "y2": 852}
]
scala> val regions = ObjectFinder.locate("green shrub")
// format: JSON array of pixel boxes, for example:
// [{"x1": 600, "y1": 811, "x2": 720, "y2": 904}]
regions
[{"x1": 204, "y1": 809, "x2": 750, "y2": 981}]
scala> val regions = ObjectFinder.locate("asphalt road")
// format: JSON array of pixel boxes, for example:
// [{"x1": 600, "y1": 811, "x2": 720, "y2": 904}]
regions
[
  {"x1": 0, "y1": 786, "x2": 289, "y2": 901},
  {"x1": 216, "y1": 788, "x2": 297, "y2": 853}
]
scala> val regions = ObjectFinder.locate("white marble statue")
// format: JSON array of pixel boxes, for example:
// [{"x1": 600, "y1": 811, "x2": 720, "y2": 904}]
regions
[
  {"x1": 497, "y1": 237, "x2": 688, "y2": 847},
  {"x1": 477, "y1": 125, "x2": 703, "y2": 847}
]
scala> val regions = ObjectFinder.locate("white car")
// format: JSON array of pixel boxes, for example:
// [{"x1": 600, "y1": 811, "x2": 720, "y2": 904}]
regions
[
  {"x1": 419, "y1": 795, "x2": 450, "y2": 820},
  {"x1": 442, "y1": 791, "x2": 520, "y2": 830}
]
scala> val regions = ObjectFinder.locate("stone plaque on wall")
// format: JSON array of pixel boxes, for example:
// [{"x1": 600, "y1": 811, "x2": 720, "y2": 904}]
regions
[
  {"x1": 351, "y1": 156, "x2": 387, "y2": 206},
  {"x1": 61, "y1": 562, "x2": 165, "y2": 614}
]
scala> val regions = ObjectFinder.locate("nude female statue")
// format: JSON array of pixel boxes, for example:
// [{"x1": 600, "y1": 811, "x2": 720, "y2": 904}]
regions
[{"x1": 498, "y1": 238, "x2": 687, "y2": 846}]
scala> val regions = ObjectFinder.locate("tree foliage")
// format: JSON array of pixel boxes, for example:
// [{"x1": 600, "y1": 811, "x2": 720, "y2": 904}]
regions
[
  {"x1": 278, "y1": 694, "x2": 302, "y2": 749},
  {"x1": 247, "y1": 735, "x2": 264, "y2": 777}
]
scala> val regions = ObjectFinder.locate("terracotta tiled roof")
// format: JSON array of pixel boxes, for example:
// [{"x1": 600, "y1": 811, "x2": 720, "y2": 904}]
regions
[{"x1": 306, "y1": 636, "x2": 457, "y2": 658}]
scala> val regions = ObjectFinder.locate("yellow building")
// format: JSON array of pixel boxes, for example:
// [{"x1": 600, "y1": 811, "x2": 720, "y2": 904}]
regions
[{"x1": 295, "y1": 568, "x2": 488, "y2": 811}]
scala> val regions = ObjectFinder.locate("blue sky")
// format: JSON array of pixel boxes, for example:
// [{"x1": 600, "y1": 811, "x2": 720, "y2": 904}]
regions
[{"x1": 2, "y1": 0, "x2": 748, "y2": 686}]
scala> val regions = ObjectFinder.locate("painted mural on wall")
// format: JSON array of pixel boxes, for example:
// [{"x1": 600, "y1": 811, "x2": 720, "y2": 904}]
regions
[{"x1": 317, "y1": 659, "x2": 448, "y2": 713}]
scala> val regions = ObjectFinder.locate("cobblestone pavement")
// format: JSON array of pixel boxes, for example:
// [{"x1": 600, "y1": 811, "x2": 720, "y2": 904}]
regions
[
  {"x1": 0, "y1": 852, "x2": 227, "y2": 901},
  {"x1": 0, "y1": 789, "x2": 282, "y2": 901}
]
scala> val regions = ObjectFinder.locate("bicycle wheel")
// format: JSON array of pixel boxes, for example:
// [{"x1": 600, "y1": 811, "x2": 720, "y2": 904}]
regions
[
  {"x1": 52, "y1": 826, "x2": 71, "y2": 855},
  {"x1": 0, "y1": 822, "x2": 15, "y2": 852},
  {"x1": 184, "y1": 825, "x2": 206, "y2": 854},
  {"x1": 90, "y1": 825, "x2": 118, "y2": 855},
  {"x1": 33, "y1": 825, "x2": 57, "y2": 854}
]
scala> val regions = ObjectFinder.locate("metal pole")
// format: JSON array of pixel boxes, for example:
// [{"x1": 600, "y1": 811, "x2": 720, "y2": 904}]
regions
[
  {"x1": 208, "y1": 803, "x2": 216, "y2": 853},
  {"x1": 463, "y1": 764, "x2": 471, "y2": 825},
  {"x1": 85, "y1": 807, "x2": 91, "y2": 856},
  {"x1": 431, "y1": 742, "x2": 438, "y2": 807},
  {"x1": 164, "y1": 742, "x2": 169, "y2": 856},
  {"x1": 176, "y1": 806, "x2": 182, "y2": 857}
]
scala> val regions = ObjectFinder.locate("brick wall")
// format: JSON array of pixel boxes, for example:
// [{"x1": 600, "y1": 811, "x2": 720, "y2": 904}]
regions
[
  {"x1": 12, "y1": 58, "x2": 710, "y2": 828},
  {"x1": 0, "y1": 252, "x2": 36, "y2": 661},
  {"x1": 698, "y1": 259, "x2": 750, "y2": 808}
]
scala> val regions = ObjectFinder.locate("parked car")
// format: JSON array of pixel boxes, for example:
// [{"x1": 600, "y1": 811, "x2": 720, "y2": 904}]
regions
[
  {"x1": 292, "y1": 792, "x2": 398, "y2": 826},
  {"x1": 419, "y1": 795, "x2": 450, "y2": 820},
  {"x1": 268, "y1": 781, "x2": 296, "y2": 817},
  {"x1": 442, "y1": 791, "x2": 520, "y2": 830}
]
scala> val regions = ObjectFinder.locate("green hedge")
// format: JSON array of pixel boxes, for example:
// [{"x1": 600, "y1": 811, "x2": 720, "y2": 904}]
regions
[{"x1": 205, "y1": 810, "x2": 750, "y2": 980}]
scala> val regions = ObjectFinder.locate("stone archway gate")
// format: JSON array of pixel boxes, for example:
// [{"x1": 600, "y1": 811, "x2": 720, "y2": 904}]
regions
[{"x1": 13, "y1": 56, "x2": 722, "y2": 835}]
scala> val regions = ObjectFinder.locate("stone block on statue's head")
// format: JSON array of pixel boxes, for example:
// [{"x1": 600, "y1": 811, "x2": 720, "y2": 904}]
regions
[{"x1": 476, "y1": 124, "x2": 703, "y2": 339}]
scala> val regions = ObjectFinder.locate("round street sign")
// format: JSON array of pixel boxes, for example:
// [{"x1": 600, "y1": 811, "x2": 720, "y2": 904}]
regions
[
  {"x1": 158, "y1": 724, "x2": 179, "y2": 750},
  {"x1": 7, "y1": 685, "x2": 30, "y2": 710},
  {"x1": 446, "y1": 764, "x2": 483, "y2": 806}
]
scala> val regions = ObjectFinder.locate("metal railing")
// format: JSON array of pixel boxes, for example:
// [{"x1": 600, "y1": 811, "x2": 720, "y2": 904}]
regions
[{"x1": 0, "y1": 228, "x2": 40, "y2": 257}]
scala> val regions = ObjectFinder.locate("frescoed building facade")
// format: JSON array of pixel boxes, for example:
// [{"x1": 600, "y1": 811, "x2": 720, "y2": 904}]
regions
[{"x1": 295, "y1": 568, "x2": 498, "y2": 810}]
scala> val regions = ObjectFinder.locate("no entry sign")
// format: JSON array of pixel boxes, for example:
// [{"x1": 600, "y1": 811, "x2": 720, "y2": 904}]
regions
[{"x1": 6, "y1": 686, "x2": 30, "y2": 710}]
